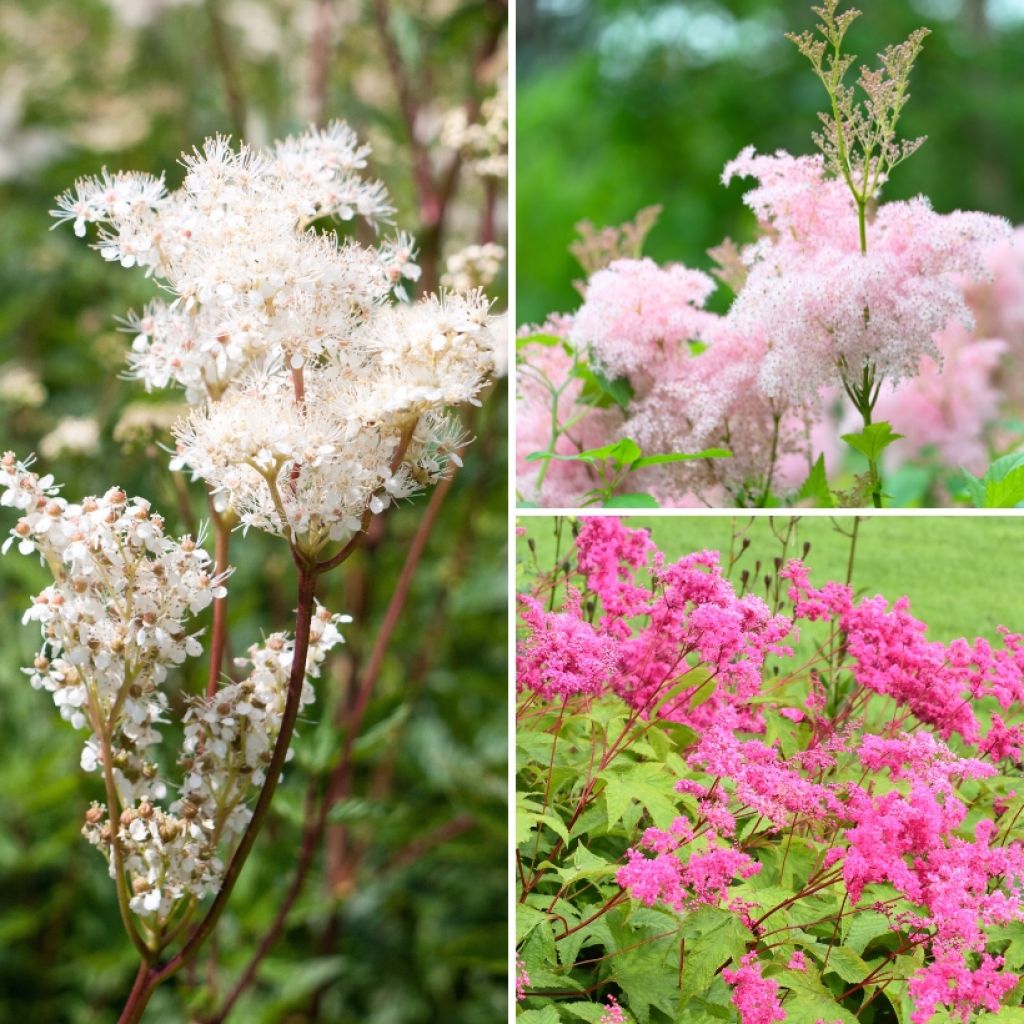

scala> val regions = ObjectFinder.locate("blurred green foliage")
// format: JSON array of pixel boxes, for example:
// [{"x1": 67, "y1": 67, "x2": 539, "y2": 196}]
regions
[
  {"x1": 0, "y1": 0, "x2": 507, "y2": 1020},
  {"x1": 516, "y1": 0, "x2": 1024, "y2": 325}
]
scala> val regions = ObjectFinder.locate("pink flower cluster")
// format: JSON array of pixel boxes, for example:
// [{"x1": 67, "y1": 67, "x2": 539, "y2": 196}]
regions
[
  {"x1": 517, "y1": 148, "x2": 1019, "y2": 507},
  {"x1": 727, "y1": 149, "x2": 1009, "y2": 405},
  {"x1": 571, "y1": 258, "x2": 715, "y2": 386},
  {"x1": 616, "y1": 816, "x2": 761, "y2": 912},
  {"x1": 722, "y1": 954, "x2": 786, "y2": 1024},
  {"x1": 517, "y1": 521, "x2": 1024, "y2": 1023},
  {"x1": 516, "y1": 591, "x2": 616, "y2": 701},
  {"x1": 782, "y1": 560, "x2": 1024, "y2": 751},
  {"x1": 599, "y1": 995, "x2": 627, "y2": 1024}
]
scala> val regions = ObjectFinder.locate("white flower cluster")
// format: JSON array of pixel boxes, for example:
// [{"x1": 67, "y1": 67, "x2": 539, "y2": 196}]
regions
[
  {"x1": 82, "y1": 798, "x2": 222, "y2": 917},
  {"x1": 169, "y1": 288, "x2": 491, "y2": 545},
  {"x1": 0, "y1": 452, "x2": 224, "y2": 803},
  {"x1": 78, "y1": 605, "x2": 348, "y2": 918},
  {"x1": 176, "y1": 605, "x2": 349, "y2": 847},
  {"x1": 440, "y1": 83, "x2": 508, "y2": 178},
  {"x1": 2, "y1": 453, "x2": 353, "y2": 921},
  {"x1": 52, "y1": 124, "x2": 401, "y2": 401},
  {"x1": 442, "y1": 243, "x2": 506, "y2": 293},
  {"x1": 55, "y1": 125, "x2": 498, "y2": 552}
]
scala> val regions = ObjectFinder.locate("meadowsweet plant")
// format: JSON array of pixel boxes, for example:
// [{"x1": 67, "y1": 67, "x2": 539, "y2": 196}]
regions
[
  {"x1": 516, "y1": 2, "x2": 1019, "y2": 510},
  {"x1": 516, "y1": 516, "x2": 1024, "y2": 1024},
  {"x1": 4, "y1": 123, "x2": 498, "y2": 1022}
]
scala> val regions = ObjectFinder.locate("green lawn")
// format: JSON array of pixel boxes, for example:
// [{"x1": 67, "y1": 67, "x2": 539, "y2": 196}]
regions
[{"x1": 517, "y1": 515, "x2": 1024, "y2": 643}]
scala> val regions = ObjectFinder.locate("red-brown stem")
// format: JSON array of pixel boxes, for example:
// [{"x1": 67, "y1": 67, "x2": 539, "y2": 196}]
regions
[
  {"x1": 325, "y1": 469, "x2": 456, "y2": 885},
  {"x1": 117, "y1": 565, "x2": 320, "y2": 1023},
  {"x1": 371, "y1": 0, "x2": 439, "y2": 229},
  {"x1": 481, "y1": 177, "x2": 498, "y2": 244},
  {"x1": 201, "y1": 470, "x2": 458, "y2": 1018},
  {"x1": 206, "y1": 507, "x2": 232, "y2": 698},
  {"x1": 203, "y1": 785, "x2": 327, "y2": 1024},
  {"x1": 118, "y1": 962, "x2": 152, "y2": 1024},
  {"x1": 305, "y1": 0, "x2": 336, "y2": 125},
  {"x1": 203, "y1": 0, "x2": 247, "y2": 139}
]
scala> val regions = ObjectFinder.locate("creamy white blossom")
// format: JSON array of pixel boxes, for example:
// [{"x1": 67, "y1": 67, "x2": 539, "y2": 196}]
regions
[{"x1": 1, "y1": 452, "x2": 225, "y2": 804}]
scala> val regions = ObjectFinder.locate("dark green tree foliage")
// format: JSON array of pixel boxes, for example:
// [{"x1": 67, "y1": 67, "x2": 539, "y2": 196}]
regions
[{"x1": 517, "y1": 0, "x2": 1024, "y2": 325}]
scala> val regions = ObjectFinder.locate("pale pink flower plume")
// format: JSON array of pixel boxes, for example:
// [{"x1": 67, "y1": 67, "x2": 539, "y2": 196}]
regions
[{"x1": 571, "y1": 257, "x2": 716, "y2": 389}]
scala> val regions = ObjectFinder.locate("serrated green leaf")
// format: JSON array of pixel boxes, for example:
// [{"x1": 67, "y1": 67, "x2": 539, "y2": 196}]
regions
[
  {"x1": 841, "y1": 422, "x2": 903, "y2": 462},
  {"x1": 559, "y1": 1003, "x2": 609, "y2": 1023},
  {"x1": 678, "y1": 911, "x2": 751, "y2": 1005},
  {"x1": 516, "y1": 1007, "x2": 562, "y2": 1024},
  {"x1": 817, "y1": 944, "x2": 871, "y2": 984},
  {"x1": 517, "y1": 904, "x2": 550, "y2": 944},
  {"x1": 782, "y1": 997, "x2": 859, "y2": 1024},
  {"x1": 796, "y1": 454, "x2": 836, "y2": 508},
  {"x1": 844, "y1": 910, "x2": 892, "y2": 955},
  {"x1": 984, "y1": 464, "x2": 1024, "y2": 507}
]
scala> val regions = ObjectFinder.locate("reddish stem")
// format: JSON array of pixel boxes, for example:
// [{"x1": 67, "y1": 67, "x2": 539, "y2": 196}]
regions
[{"x1": 206, "y1": 507, "x2": 232, "y2": 698}]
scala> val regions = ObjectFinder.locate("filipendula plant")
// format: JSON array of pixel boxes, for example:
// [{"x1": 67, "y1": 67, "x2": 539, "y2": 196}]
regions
[
  {"x1": 516, "y1": 517, "x2": 1024, "y2": 1024},
  {"x1": 3, "y1": 123, "x2": 498, "y2": 1021},
  {"x1": 516, "y1": 2, "x2": 1014, "y2": 510}
]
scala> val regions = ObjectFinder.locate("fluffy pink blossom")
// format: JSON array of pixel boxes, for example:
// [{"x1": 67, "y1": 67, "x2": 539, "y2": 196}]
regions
[
  {"x1": 627, "y1": 319, "x2": 815, "y2": 502},
  {"x1": 611, "y1": 550, "x2": 792, "y2": 724},
  {"x1": 724, "y1": 148, "x2": 1012, "y2": 405},
  {"x1": 571, "y1": 258, "x2": 716, "y2": 388},
  {"x1": 599, "y1": 995, "x2": 627, "y2": 1024},
  {"x1": 515, "y1": 956, "x2": 530, "y2": 1002},
  {"x1": 908, "y1": 952, "x2": 1018, "y2": 1024},
  {"x1": 787, "y1": 950, "x2": 806, "y2": 971},
  {"x1": 575, "y1": 516, "x2": 656, "y2": 630},
  {"x1": 722, "y1": 953, "x2": 786, "y2": 1024},
  {"x1": 874, "y1": 323, "x2": 1006, "y2": 474},
  {"x1": 616, "y1": 836, "x2": 760, "y2": 912},
  {"x1": 516, "y1": 592, "x2": 616, "y2": 700}
]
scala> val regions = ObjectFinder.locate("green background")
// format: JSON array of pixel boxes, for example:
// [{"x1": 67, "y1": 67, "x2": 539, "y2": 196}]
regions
[
  {"x1": 517, "y1": 514, "x2": 1024, "y2": 643},
  {"x1": 516, "y1": 0, "x2": 1024, "y2": 325}
]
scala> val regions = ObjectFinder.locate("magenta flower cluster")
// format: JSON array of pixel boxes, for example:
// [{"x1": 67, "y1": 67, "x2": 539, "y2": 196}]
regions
[{"x1": 517, "y1": 517, "x2": 1024, "y2": 1024}]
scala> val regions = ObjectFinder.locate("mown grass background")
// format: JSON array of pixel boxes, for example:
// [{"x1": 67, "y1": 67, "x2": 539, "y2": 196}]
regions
[{"x1": 517, "y1": 515, "x2": 1024, "y2": 643}]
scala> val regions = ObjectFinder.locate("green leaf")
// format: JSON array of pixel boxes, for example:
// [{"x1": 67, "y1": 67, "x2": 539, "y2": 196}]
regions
[
  {"x1": 841, "y1": 422, "x2": 904, "y2": 462},
  {"x1": 782, "y1": 997, "x2": 860, "y2": 1024},
  {"x1": 817, "y1": 944, "x2": 871, "y2": 984},
  {"x1": 984, "y1": 465, "x2": 1024, "y2": 508},
  {"x1": 844, "y1": 910, "x2": 892, "y2": 955},
  {"x1": 961, "y1": 451, "x2": 1024, "y2": 507},
  {"x1": 589, "y1": 362, "x2": 634, "y2": 405},
  {"x1": 517, "y1": 904, "x2": 551, "y2": 944},
  {"x1": 796, "y1": 454, "x2": 836, "y2": 508},
  {"x1": 516, "y1": 332, "x2": 564, "y2": 350},
  {"x1": 600, "y1": 762, "x2": 680, "y2": 830},
  {"x1": 516, "y1": 1007, "x2": 562, "y2": 1024},
  {"x1": 603, "y1": 493, "x2": 660, "y2": 508},
  {"x1": 526, "y1": 437, "x2": 642, "y2": 468},
  {"x1": 678, "y1": 909, "x2": 752, "y2": 1006},
  {"x1": 632, "y1": 447, "x2": 732, "y2": 469},
  {"x1": 560, "y1": 1003, "x2": 609, "y2": 1023}
]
